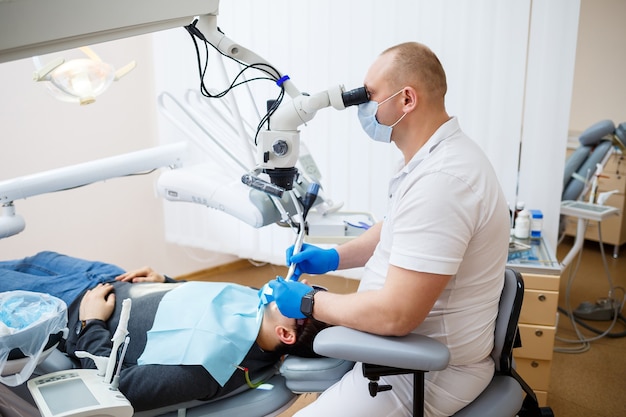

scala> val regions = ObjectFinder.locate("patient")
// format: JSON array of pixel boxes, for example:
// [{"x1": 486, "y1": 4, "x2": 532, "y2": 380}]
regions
[{"x1": 0, "y1": 251, "x2": 329, "y2": 411}]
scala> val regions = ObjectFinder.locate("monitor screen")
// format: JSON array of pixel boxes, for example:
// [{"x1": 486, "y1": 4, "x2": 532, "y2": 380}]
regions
[{"x1": 38, "y1": 377, "x2": 99, "y2": 415}]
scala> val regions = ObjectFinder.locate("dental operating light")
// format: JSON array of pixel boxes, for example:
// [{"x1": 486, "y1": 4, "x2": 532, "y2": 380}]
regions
[{"x1": 32, "y1": 46, "x2": 136, "y2": 105}]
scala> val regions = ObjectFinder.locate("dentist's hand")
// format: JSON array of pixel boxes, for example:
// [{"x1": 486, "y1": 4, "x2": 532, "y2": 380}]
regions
[
  {"x1": 286, "y1": 243, "x2": 339, "y2": 280},
  {"x1": 268, "y1": 277, "x2": 313, "y2": 319}
]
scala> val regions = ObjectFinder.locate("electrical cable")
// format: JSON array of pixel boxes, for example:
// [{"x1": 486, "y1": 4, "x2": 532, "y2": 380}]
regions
[
  {"x1": 555, "y1": 220, "x2": 626, "y2": 353},
  {"x1": 183, "y1": 20, "x2": 287, "y2": 146},
  {"x1": 557, "y1": 306, "x2": 626, "y2": 338}
]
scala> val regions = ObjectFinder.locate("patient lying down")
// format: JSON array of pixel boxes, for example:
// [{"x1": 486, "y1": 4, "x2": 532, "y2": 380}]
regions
[{"x1": 0, "y1": 252, "x2": 329, "y2": 411}]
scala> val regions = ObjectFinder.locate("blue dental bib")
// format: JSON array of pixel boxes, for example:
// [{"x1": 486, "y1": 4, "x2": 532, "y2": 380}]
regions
[{"x1": 137, "y1": 282, "x2": 261, "y2": 386}]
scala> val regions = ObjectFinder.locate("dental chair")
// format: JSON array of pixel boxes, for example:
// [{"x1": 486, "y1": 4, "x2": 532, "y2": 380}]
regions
[
  {"x1": 560, "y1": 119, "x2": 626, "y2": 262},
  {"x1": 135, "y1": 267, "x2": 550, "y2": 417},
  {"x1": 11, "y1": 268, "x2": 551, "y2": 417},
  {"x1": 562, "y1": 119, "x2": 620, "y2": 202}
]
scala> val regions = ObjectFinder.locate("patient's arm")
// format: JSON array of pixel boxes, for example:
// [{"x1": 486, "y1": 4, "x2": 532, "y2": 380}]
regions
[
  {"x1": 70, "y1": 309, "x2": 221, "y2": 411},
  {"x1": 74, "y1": 326, "x2": 222, "y2": 411},
  {"x1": 115, "y1": 266, "x2": 167, "y2": 283},
  {"x1": 118, "y1": 365, "x2": 220, "y2": 411}
]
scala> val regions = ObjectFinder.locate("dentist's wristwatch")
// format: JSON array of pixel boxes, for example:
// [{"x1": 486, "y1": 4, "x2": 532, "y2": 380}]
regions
[{"x1": 300, "y1": 288, "x2": 326, "y2": 318}]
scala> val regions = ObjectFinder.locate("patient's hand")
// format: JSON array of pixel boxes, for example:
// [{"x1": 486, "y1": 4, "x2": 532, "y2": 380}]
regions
[
  {"x1": 115, "y1": 266, "x2": 166, "y2": 283},
  {"x1": 80, "y1": 283, "x2": 116, "y2": 321}
]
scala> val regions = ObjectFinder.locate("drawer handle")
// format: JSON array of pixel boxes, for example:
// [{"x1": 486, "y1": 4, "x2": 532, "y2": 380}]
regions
[
  {"x1": 535, "y1": 330, "x2": 544, "y2": 337},
  {"x1": 538, "y1": 294, "x2": 546, "y2": 302},
  {"x1": 531, "y1": 361, "x2": 539, "y2": 368}
]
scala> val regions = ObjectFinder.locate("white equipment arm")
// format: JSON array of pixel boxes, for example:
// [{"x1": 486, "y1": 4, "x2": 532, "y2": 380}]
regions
[
  {"x1": 192, "y1": 14, "x2": 368, "y2": 174},
  {"x1": 0, "y1": 0, "x2": 220, "y2": 64},
  {"x1": 0, "y1": 142, "x2": 187, "y2": 238},
  {"x1": 0, "y1": 143, "x2": 185, "y2": 203},
  {"x1": 0, "y1": 0, "x2": 366, "y2": 232}
]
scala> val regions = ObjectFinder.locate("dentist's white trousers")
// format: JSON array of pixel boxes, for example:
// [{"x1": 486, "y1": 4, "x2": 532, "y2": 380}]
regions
[{"x1": 294, "y1": 359, "x2": 493, "y2": 417}]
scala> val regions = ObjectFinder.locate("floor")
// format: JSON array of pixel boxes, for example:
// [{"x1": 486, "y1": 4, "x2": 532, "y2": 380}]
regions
[
  {"x1": 188, "y1": 235, "x2": 626, "y2": 416},
  {"x1": 550, "y1": 237, "x2": 626, "y2": 417}
]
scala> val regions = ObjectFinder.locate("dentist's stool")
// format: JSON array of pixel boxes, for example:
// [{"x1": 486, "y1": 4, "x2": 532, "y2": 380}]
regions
[{"x1": 313, "y1": 268, "x2": 554, "y2": 417}]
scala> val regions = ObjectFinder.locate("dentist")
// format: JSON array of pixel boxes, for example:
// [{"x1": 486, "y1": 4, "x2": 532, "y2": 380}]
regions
[{"x1": 267, "y1": 41, "x2": 511, "y2": 417}]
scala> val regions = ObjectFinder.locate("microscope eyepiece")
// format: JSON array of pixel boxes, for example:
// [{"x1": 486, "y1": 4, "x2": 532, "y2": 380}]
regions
[{"x1": 341, "y1": 86, "x2": 369, "y2": 107}]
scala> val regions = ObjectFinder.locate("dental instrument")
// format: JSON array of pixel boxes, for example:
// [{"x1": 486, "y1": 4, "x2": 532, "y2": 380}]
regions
[
  {"x1": 105, "y1": 299, "x2": 131, "y2": 384},
  {"x1": 285, "y1": 226, "x2": 306, "y2": 282},
  {"x1": 285, "y1": 183, "x2": 319, "y2": 281},
  {"x1": 110, "y1": 336, "x2": 130, "y2": 391}
]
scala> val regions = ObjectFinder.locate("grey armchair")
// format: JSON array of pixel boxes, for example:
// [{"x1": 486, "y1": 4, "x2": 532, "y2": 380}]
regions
[{"x1": 312, "y1": 268, "x2": 555, "y2": 417}]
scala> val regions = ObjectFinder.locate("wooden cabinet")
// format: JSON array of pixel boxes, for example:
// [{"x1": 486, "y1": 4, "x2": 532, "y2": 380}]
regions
[
  {"x1": 564, "y1": 151, "x2": 626, "y2": 256},
  {"x1": 507, "y1": 239, "x2": 561, "y2": 407},
  {"x1": 512, "y1": 271, "x2": 560, "y2": 407}
]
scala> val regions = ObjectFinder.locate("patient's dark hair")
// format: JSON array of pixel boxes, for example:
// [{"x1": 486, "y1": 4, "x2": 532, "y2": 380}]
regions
[{"x1": 276, "y1": 318, "x2": 332, "y2": 358}]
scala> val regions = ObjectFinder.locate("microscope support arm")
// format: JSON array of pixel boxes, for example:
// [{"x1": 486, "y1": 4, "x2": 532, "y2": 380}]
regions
[
  {"x1": 189, "y1": 14, "x2": 368, "y2": 175},
  {"x1": 193, "y1": 15, "x2": 301, "y2": 99}
]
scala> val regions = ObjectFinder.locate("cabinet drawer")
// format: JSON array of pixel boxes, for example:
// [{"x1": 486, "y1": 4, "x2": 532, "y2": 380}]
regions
[
  {"x1": 520, "y1": 273, "x2": 560, "y2": 292},
  {"x1": 513, "y1": 357, "x2": 552, "y2": 392},
  {"x1": 516, "y1": 324, "x2": 555, "y2": 360},
  {"x1": 520, "y1": 290, "x2": 558, "y2": 326},
  {"x1": 535, "y1": 390, "x2": 549, "y2": 407}
]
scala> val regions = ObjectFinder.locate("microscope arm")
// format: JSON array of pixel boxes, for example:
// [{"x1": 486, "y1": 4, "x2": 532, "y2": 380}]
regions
[
  {"x1": 192, "y1": 14, "x2": 301, "y2": 99},
  {"x1": 189, "y1": 14, "x2": 368, "y2": 173}
]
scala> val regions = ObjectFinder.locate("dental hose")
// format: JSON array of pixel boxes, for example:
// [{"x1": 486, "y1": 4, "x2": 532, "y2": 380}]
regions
[{"x1": 234, "y1": 365, "x2": 265, "y2": 388}]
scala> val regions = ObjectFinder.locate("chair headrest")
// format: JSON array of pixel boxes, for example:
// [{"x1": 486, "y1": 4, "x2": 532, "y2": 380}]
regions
[{"x1": 579, "y1": 120, "x2": 615, "y2": 146}]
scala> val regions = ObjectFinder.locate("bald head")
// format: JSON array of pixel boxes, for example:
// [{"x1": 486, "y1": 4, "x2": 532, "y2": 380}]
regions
[{"x1": 381, "y1": 42, "x2": 447, "y2": 102}]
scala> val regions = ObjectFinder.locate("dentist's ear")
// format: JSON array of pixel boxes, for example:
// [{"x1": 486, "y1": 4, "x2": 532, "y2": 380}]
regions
[
  {"x1": 276, "y1": 325, "x2": 297, "y2": 345},
  {"x1": 402, "y1": 86, "x2": 418, "y2": 111}
]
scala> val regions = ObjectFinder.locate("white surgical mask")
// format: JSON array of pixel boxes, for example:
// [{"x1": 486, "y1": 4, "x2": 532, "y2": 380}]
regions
[{"x1": 357, "y1": 89, "x2": 407, "y2": 143}]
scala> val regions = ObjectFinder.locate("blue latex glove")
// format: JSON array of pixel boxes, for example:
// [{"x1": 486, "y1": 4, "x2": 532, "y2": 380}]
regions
[
  {"x1": 285, "y1": 243, "x2": 339, "y2": 280},
  {"x1": 267, "y1": 277, "x2": 312, "y2": 319}
]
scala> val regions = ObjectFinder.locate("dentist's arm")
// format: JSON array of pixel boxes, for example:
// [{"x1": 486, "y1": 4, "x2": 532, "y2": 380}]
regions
[
  {"x1": 272, "y1": 264, "x2": 451, "y2": 336},
  {"x1": 286, "y1": 222, "x2": 382, "y2": 279},
  {"x1": 312, "y1": 266, "x2": 451, "y2": 336},
  {"x1": 336, "y1": 221, "x2": 382, "y2": 269}
]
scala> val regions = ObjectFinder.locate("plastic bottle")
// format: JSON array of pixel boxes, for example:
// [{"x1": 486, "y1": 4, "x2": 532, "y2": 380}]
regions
[
  {"x1": 530, "y1": 209, "x2": 543, "y2": 239},
  {"x1": 514, "y1": 209, "x2": 530, "y2": 239}
]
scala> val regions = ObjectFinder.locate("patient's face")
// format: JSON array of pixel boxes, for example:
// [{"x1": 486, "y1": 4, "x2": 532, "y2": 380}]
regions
[{"x1": 265, "y1": 302, "x2": 297, "y2": 330}]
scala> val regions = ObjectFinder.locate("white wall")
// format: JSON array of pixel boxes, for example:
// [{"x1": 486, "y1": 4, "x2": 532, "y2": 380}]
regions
[
  {"x1": 0, "y1": 34, "x2": 235, "y2": 274},
  {"x1": 569, "y1": 0, "x2": 626, "y2": 133},
  {"x1": 1, "y1": 0, "x2": 605, "y2": 275},
  {"x1": 156, "y1": 0, "x2": 580, "y2": 265}
]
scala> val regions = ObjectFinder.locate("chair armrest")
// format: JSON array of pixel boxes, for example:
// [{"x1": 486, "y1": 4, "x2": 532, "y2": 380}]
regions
[{"x1": 314, "y1": 326, "x2": 450, "y2": 371}]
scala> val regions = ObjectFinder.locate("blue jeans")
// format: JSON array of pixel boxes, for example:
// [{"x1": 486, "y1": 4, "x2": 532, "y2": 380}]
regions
[{"x1": 0, "y1": 251, "x2": 125, "y2": 307}]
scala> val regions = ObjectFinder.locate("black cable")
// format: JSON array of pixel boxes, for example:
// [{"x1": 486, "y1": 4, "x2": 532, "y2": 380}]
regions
[
  {"x1": 183, "y1": 20, "x2": 287, "y2": 145},
  {"x1": 557, "y1": 306, "x2": 626, "y2": 338}
]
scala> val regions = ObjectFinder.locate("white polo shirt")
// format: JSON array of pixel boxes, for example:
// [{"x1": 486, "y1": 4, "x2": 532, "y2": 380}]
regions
[{"x1": 358, "y1": 116, "x2": 511, "y2": 366}]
